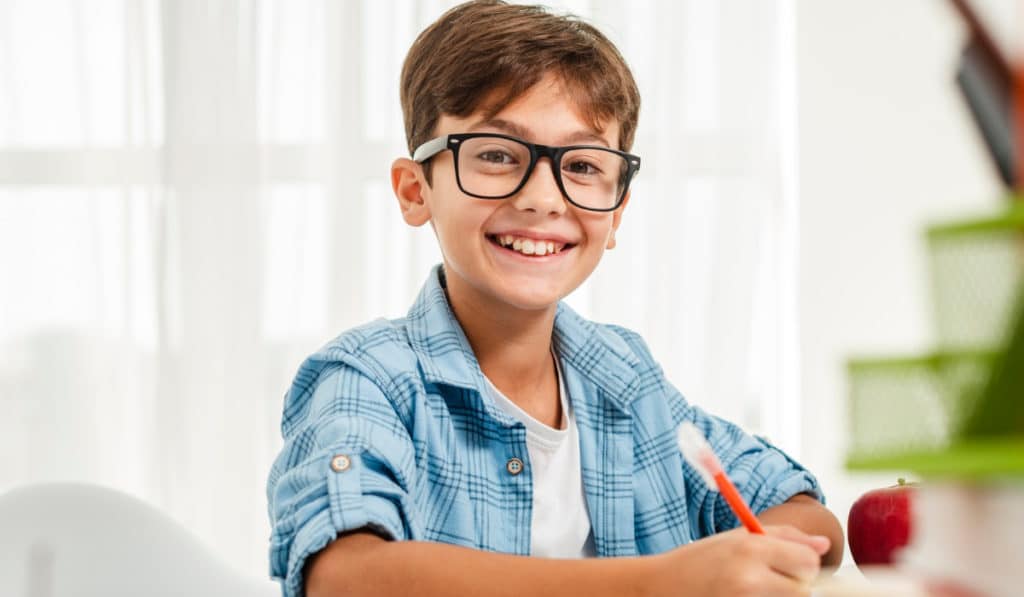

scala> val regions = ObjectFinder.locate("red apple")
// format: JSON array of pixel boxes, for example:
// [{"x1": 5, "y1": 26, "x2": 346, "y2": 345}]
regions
[{"x1": 847, "y1": 478, "x2": 916, "y2": 567}]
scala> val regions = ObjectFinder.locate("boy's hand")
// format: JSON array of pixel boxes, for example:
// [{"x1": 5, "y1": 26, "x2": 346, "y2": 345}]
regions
[
  {"x1": 306, "y1": 525, "x2": 830, "y2": 597},
  {"x1": 648, "y1": 525, "x2": 830, "y2": 597}
]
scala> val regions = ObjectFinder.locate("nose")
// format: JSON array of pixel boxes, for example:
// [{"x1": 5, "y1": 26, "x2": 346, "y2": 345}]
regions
[{"x1": 508, "y1": 157, "x2": 568, "y2": 215}]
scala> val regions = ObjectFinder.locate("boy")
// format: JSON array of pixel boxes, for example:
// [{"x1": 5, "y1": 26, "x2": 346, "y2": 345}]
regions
[{"x1": 267, "y1": 2, "x2": 843, "y2": 596}]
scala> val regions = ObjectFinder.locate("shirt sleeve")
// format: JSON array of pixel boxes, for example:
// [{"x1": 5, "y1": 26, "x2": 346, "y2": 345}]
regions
[
  {"x1": 608, "y1": 323, "x2": 823, "y2": 539},
  {"x1": 682, "y1": 403, "x2": 824, "y2": 535},
  {"x1": 266, "y1": 362, "x2": 418, "y2": 597}
]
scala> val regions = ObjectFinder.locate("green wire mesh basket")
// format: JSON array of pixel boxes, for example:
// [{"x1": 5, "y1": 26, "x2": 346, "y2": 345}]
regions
[
  {"x1": 928, "y1": 206, "x2": 1024, "y2": 351},
  {"x1": 846, "y1": 350, "x2": 1000, "y2": 472},
  {"x1": 846, "y1": 204, "x2": 1024, "y2": 477}
]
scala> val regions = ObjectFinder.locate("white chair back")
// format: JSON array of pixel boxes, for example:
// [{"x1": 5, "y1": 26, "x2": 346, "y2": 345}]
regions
[{"x1": 0, "y1": 483, "x2": 279, "y2": 597}]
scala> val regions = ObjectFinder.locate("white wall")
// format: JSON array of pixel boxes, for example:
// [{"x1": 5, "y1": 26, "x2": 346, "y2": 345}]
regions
[{"x1": 796, "y1": 0, "x2": 1012, "y2": 562}]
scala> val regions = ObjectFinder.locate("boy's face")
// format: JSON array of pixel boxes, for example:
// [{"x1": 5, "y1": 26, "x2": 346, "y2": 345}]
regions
[{"x1": 395, "y1": 73, "x2": 628, "y2": 315}]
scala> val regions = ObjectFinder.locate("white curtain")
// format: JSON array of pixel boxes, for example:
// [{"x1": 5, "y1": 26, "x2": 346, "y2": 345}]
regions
[{"x1": 0, "y1": 0, "x2": 798, "y2": 577}]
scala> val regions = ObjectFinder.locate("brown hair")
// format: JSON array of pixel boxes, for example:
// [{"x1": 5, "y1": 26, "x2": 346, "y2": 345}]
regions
[{"x1": 400, "y1": 0, "x2": 641, "y2": 163}]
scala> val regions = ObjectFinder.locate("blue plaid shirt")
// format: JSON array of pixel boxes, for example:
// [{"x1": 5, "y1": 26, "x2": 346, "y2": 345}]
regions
[{"x1": 266, "y1": 265, "x2": 822, "y2": 597}]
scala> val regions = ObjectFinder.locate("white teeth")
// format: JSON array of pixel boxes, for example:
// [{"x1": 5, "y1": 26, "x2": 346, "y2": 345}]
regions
[{"x1": 493, "y1": 234, "x2": 568, "y2": 256}]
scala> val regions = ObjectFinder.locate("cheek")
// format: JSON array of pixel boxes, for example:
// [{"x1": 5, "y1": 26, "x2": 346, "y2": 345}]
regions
[
  {"x1": 430, "y1": 199, "x2": 489, "y2": 247},
  {"x1": 579, "y1": 216, "x2": 615, "y2": 245}
]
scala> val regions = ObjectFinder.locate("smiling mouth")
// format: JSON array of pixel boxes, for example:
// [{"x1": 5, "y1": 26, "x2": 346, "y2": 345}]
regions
[{"x1": 486, "y1": 234, "x2": 575, "y2": 257}]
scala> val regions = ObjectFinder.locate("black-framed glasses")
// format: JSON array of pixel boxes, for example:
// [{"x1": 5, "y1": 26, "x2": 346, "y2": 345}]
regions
[{"x1": 412, "y1": 132, "x2": 641, "y2": 212}]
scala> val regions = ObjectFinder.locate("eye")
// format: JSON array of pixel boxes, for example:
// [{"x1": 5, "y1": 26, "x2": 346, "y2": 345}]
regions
[
  {"x1": 477, "y1": 150, "x2": 518, "y2": 165},
  {"x1": 564, "y1": 159, "x2": 601, "y2": 176}
]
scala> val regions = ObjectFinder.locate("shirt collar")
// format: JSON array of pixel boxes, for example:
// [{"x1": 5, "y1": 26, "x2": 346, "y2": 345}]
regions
[{"x1": 406, "y1": 265, "x2": 640, "y2": 412}]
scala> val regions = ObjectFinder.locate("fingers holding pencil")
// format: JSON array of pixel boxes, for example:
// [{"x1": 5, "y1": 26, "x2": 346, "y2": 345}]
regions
[
  {"x1": 767, "y1": 524, "x2": 832, "y2": 557},
  {"x1": 651, "y1": 527, "x2": 824, "y2": 597}
]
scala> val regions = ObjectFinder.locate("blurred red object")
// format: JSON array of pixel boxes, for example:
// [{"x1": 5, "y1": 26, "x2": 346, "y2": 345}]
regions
[
  {"x1": 1016, "y1": 61, "x2": 1022, "y2": 195},
  {"x1": 926, "y1": 580, "x2": 988, "y2": 597}
]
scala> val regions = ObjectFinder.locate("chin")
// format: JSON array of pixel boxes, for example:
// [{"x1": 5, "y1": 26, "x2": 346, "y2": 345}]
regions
[
  {"x1": 475, "y1": 275, "x2": 564, "y2": 310},
  {"x1": 494, "y1": 289, "x2": 564, "y2": 312}
]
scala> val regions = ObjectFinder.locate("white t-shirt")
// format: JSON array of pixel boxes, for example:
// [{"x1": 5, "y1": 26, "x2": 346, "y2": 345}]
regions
[{"x1": 483, "y1": 356, "x2": 596, "y2": 558}]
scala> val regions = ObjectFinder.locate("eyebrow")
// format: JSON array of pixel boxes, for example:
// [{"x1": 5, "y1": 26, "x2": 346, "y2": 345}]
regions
[{"x1": 473, "y1": 117, "x2": 611, "y2": 148}]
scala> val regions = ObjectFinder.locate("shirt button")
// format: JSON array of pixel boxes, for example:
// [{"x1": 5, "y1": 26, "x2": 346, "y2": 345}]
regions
[
  {"x1": 330, "y1": 454, "x2": 351, "y2": 473},
  {"x1": 506, "y1": 457, "x2": 524, "y2": 476}
]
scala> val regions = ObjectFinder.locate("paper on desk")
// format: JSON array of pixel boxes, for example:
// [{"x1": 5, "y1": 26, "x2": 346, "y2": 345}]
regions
[{"x1": 810, "y1": 567, "x2": 927, "y2": 597}]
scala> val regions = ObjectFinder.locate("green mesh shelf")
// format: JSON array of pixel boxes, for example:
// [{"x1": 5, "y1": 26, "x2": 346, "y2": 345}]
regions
[
  {"x1": 846, "y1": 203, "x2": 1024, "y2": 478},
  {"x1": 927, "y1": 204, "x2": 1024, "y2": 351},
  {"x1": 846, "y1": 350, "x2": 997, "y2": 466}
]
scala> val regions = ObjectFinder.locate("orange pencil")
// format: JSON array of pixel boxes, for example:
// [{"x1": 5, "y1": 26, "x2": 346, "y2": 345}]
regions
[{"x1": 677, "y1": 422, "x2": 765, "y2": 534}]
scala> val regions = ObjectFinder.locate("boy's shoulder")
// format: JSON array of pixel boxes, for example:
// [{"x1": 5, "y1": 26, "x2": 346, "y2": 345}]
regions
[
  {"x1": 294, "y1": 306, "x2": 663, "y2": 401},
  {"x1": 553, "y1": 304, "x2": 656, "y2": 371},
  {"x1": 280, "y1": 316, "x2": 421, "y2": 437},
  {"x1": 305, "y1": 309, "x2": 658, "y2": 381},
  {"x1": 601, "y1": 322, "x2": 652, "y2": 360},
  {"x1": 281, "y1": 266, "x2": 674, "y2": 435},
  {"x1": 301, "y1": 316, "x2": 419, "y2": 385}
]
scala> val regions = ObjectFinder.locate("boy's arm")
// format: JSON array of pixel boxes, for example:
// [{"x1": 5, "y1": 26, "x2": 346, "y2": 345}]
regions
[
  {"x1": 306, "y1": 525, "x2": 829, "y2": 597},
  {"x1": 757, "y1": 493, "x2": 845, "y2": 567},
  {"x1": 306, "y1": 532, "x2": 651, "y2": 597}
]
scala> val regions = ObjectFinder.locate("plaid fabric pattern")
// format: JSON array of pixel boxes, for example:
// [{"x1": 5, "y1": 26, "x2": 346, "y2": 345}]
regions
[{"x1": 266, "y1": 265, "x2": 822, "y2": 597}]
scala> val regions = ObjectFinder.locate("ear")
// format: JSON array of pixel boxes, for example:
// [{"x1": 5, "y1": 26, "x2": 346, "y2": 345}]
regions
[
  {"x1": 391, "y1": 157, "x2": 432, "y2": 227},
  {"x1": 606, "y1": 191, "x2": 630, "y2": 250}
]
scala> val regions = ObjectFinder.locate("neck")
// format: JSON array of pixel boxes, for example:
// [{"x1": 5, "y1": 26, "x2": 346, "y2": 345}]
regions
[{"x1": 442, "y1": 265, "x2": 561, "y2": 425}]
